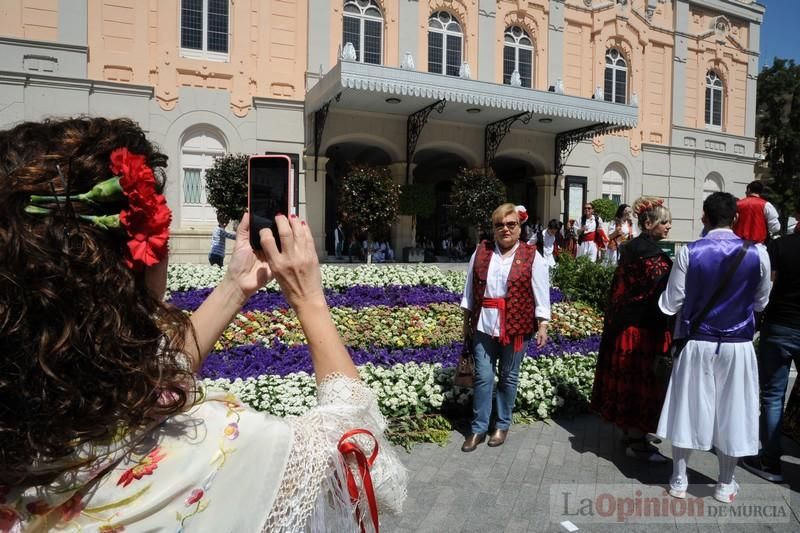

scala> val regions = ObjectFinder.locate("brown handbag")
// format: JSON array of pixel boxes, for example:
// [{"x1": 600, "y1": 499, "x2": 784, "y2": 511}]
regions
[{"x1": 454, "y1": 342, "x2": 475, "y2": 388}]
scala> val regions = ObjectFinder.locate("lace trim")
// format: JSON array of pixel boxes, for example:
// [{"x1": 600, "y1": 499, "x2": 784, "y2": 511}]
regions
[{"x1": 262, "y1": 374, "x2": 407, "y2": 532}]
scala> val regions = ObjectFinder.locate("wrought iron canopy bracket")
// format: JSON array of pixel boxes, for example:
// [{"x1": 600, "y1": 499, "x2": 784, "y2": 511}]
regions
[
  {"x1": 553, "y1": 123, "x2": 627, "y2": 195},
  {"x1": 406, "y1": 99, "x2": 447, "y2": 183},
  {"x1": 484, "y1": 112, "x2": 532, "y2": 167},
  {"x1": 313, "y1": 92, "x2": 342, "y2": 182}
]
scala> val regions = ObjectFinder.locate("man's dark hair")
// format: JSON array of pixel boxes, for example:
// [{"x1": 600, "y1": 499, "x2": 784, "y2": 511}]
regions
[
  {"x1": 547, "y1": 219, "x2": 560, "y2": 230},
  {"x1": 703, "y1": 192, "x2": 738, "y2": 229},
  {"x1": 745, "y1": 180, "x2": 764, "y2": 195}
]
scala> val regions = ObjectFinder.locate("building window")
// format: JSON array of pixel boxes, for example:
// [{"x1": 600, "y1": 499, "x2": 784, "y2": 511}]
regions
[
  {"x1": 180, "y1": 0, "x2": 229, "y2": 61},
  {"x1": 343, "y1": 0, "x2": 383, "y2": 65},
  {"x1": 181, "y1": 128, "x2": 226, "y2": 224},
  {"x1": 428, "y1": 11, "x2": 463, "y2": 76},
  {"x1": 705, "y1": 71, "x2": 723, "y2": 128},
  {"x1": 602, "y1": 164, "x2": 626, "y2": 205},
  {"x1": 503, "y1": 26, "x2": 533, "y2": 88},
  {"x1": 703, "y1": 172, "x2": 724, "y2": 199},
  {"x1": 604, "y1": 48, "x2": 627, "y2": 104}
]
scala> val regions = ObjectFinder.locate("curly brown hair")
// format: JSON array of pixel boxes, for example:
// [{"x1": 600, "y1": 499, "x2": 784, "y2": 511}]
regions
[{"x1": 0, "y1": 117, "x2": 196, "y2": 486}]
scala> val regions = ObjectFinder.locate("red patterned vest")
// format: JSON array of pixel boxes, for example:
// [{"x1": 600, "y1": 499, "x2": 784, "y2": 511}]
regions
[
  {"x1": 733, "y1": 195, "x2": 768, "y2": 243},
  {"x1": 470, "y1": 240, "x2": 537, "y2": 342}
]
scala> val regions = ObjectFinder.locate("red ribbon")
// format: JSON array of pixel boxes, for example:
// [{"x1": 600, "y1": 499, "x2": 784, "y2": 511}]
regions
[
  {"x1": 338, "y1": 429, "x2": 380, "y2": 533},
  {"x1": 481, "y1": 298, "x2": 524, "y2": 351}
]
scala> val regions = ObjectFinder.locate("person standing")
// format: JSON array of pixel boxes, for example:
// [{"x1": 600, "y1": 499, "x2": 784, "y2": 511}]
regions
[
  {"x1": 536, "y1": 219, "x2": 562, "y2": 270},
  {"x1": 733, "y1": 180, "x2": 780, "y2": 243},
  {"x1": 604, "y1": 204, "x2": 637, "y2": 266},
  {"x1": 657, "y1": 192, "x2": 771, "y2": 504},
  {"x1": 591, "y1": 197, "x2": 672, "y2": 462},
  {"x1": 208, "y1": 213, "x2": 236, "y2": 267},
  {"x1": 334, "y1": 222, "x2": 344, "y2": 259},
  {"x1": 577, "y1": 203, "x2": 606, "y2": 262},
  {"x1": 563, "y1": 219, "x2": 579, "y2": 258},
  {"x1": 742, "y1": 204, "x2": 800, "y2": 483},
  {"x1": 460, "y1": 203, "x2": 550, "y2": 452}
]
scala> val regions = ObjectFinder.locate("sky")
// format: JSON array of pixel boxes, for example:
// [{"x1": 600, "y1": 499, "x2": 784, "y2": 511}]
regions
[{"x1": 758, "y1": 0, "x2": 800, "y2": 68}]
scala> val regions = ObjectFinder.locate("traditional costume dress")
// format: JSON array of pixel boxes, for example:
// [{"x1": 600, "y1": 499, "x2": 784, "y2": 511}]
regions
[
  {"x1": 3, "y1": 374, "x2": 407, "y2": 532},
  {"x1": 536, "y1": 231, "x2": 559, "y2": 269},
  {"x1": 604, "y1": 219, "x2": 636, "y2": 266},
  {"x1": 657, "y1": 229, "x2": 771, "y2": 457},
  {"x1": 577, "y1": 215, "x2": 606, "y2": 262},
  {"x1": 591, "y1": 234, "x2": 672, "y2": 434},
  {"x1": 732, "y1": 194, "x2": 780, "y2": 243},
  {"x1": 461, "y1": 241, "x2": 550, "y2": 435}
]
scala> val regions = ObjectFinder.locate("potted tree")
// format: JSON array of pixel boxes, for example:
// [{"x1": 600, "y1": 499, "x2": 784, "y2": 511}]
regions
[
  {"x1": 338, "y1": 164, "x2": 400, "y2": 264},
  {"x1": 449, "y1": 167, "x2": 506, "y2": 243},
  {"x1": 399, "y1": 182, "x2": 435, "y2": 262},
  {"x1": 205, "y1": 153, "x2": 248, "y2": 222}
]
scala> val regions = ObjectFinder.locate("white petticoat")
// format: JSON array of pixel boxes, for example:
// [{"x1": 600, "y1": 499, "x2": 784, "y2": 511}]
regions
[{"x1": 656, "y1": 340, "x2": 759, "y2": 457}]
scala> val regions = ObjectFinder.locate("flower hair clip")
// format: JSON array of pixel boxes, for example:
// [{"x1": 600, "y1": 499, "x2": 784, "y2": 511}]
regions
[
  {"x1": 634, "y1": 198, "x2": 664, "y2": 217},
  {"x1": 26, "y1": 148, "x2": 172, "y2": 270}
]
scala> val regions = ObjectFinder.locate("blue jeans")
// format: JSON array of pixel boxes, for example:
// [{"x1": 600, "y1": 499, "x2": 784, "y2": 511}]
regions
[
  {"x1": 471, "y1": 331, "x2": 528, "y2": 434},
  {"x1": 758, "y1": 322, "x2": 800, "y2": 462}
]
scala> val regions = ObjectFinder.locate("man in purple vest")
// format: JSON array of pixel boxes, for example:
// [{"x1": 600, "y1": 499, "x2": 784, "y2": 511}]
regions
[{"x1": 656, "y1": 192, "x2": 771, "y2": 504}]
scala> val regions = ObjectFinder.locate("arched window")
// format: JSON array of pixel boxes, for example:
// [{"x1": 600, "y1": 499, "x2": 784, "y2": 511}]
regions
[
  {"x1": 705, "y1": 71, "x2": 723, "y2": 128},
  {"x1": 703, "y1": 172, "x2": 724, "y2": 199},
  {"x1": 428, "y1": 11, "x2": 463, "y2": 76},
  {"x1": 343, "y1": 0, "x2": 383, "y2": 64},
  {"x1": 604, "y1": 48, "x2": 627, "y2": 104},
  {"x1": 602, "y1": 163, "x2": 627, "y2": 205},
  {"x1": 503, "y1": 26, "x2": 533, "y2": 88},
  {"x1": 181, "y1": 127, "x2": 226, "y2": 224}
]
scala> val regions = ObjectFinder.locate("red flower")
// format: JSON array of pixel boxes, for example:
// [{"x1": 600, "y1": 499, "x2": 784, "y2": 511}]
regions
[
  {"x1": 185, "y1": 488, "x2": 204, "y2": 506},
  {"x1": 109, "y1": 148, "x2": 172, "y2": 270},
  {"x1": 58, "y1": 493, "x2": 85, "y2": 522},
  {"x1": 117, "y1": 447, "x2": 166, "y2": 487}
]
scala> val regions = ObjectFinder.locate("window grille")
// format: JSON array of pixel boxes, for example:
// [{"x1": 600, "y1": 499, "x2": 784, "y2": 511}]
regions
[
  {"x1": 503, "y1": 26, "x2": 533, "y2": 88},
  {"x1": 428, "y1": 11, "x2": 463, "y2": 76},
  {"x1": 604, "y1": 48, "x2": 627, "y2": 104},
  {"x1": 343, "y1": 0, "x2": 383, "y2": 64}
]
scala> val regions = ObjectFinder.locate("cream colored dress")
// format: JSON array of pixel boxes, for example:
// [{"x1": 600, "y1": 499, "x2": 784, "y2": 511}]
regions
[{"x1": 2, "y1": 374, "x2": 406, "y2": 532}]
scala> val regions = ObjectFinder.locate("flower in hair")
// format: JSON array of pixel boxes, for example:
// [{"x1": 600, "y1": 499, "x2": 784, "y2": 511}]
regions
[
  {"x1": 26, "y1": 148, "x2": 172, "y2": 270},
  {"x1": 515, "y1": 205, "x2": 528, "y2": 223},
  {"x1": 634, "y1": 198, "x2": 664, "y2": 217}
]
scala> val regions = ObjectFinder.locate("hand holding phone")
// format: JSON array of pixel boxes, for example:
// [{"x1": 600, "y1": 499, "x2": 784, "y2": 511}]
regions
[{"x1": 248, "y1": 155, "x2": 293, "y2": 251}]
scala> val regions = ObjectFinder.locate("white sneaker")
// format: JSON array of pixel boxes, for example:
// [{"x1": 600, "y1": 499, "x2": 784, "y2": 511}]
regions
[
  {"x1": 668, "y1": 476, "x2": 687, "y2": 499},
  {"x1": 714, "y1": 480, "x2": 740, "y2": 503}
]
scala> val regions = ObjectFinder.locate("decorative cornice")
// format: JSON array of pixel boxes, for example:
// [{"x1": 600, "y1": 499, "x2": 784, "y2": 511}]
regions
[
  {"x1": 307, "y1": 61, "x2": 638, "y2": 129},
  {"x1": 252, "y1": 97, "x2": 305, "y2": 111},
  {"x1": 0, "y1": 36, "x2": 87, "y2": 54},
  {"x1": 0, "y1": 70, "x2": 153, "y2": 97}
]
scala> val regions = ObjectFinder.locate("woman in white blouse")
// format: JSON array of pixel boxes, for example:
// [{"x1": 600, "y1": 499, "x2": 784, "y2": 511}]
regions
[
  {"x1": 605, "y1": 204, "x2": 638, "y2": 266},
  {"x1": 460, "y1": 203, "x2": 551, "y2": 452}
]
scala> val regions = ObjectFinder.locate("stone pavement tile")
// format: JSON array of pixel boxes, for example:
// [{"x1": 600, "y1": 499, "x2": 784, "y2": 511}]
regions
[{"x1": 503, "y1": 517, "x2": 531, "y2": 532}]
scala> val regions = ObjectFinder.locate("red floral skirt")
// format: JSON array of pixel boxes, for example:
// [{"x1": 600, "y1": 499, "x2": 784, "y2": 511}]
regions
[{"x1": 590, "y1": 325, "x2": 670, "y2": 434}]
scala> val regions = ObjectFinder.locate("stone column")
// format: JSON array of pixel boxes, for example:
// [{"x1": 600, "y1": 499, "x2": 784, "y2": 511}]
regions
[
  {"x1": 302, "y1": 155, "x2": 329, "y2": 258},
  {"x1": 671, "y1": 0, "x2": 689, "y2": 128},
  {"x1": 534, "y1": 174, "x2": 561, "y2": 222},
  {"x1": 398, "y1": 0, "x2": 419, "y2": 66},
  {"x1": 478, "y1": 0, "x2": 496, "y2": 82},
  {"x1": 389, "y1": 162, "x2": 417, "y2": 256},
  {"x1": 547, "y1": 0, "x2": 566, "y2": 89},
  {"x1": 745, "y1": 21, "x2": 760, "y2": 138}
]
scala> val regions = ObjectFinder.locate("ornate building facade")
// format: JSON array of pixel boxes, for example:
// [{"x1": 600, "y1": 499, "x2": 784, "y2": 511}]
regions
[{"x1": 0, "y1": 0, "x2": 764, "y2": 260}]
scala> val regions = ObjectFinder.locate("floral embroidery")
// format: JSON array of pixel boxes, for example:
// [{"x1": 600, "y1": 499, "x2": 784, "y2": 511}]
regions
[
  {"x1": 117, "y1": 447, "x2": 166, "y2": 487},
  {"x1": 58, "y1": 493, "x2": 85, "y2": 522},
  {"x1": 26, "y1": 500, "x2": 50, "y2": 515},
  {"x1": 223, "y1": 423, "x2": 239, "y2": 440},
  {"x1": 0, "y1": 505, "x2": 21, "y2": 531},
  {"x1": 185, "y1": 489, "x2": 204, "y2": 506}
]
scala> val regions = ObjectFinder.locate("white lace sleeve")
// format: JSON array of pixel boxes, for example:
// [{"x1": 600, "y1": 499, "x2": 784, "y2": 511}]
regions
[{"x1": 263, "y1": 373, "x2": 407, "y2": 532}]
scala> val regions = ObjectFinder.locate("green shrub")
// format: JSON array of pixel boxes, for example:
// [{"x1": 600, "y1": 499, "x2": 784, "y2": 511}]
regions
[
  {"x1": 590, "y1": 197, "x2": 618, "y2": 222},
  {"x1": 205, "y1": 153, "x2": 248, "y2": 222},
  {"x1": 552, "y1": 254, "x2": 614, "y2": 311}
]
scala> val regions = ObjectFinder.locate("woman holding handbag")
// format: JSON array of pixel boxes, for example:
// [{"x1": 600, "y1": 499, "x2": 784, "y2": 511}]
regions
[
  {"x1": 591, "y1": 197, "x2": 673, "y2": 462},
  {"x1": 459, "y1": 203, "x2": 551, "y2": 452}
]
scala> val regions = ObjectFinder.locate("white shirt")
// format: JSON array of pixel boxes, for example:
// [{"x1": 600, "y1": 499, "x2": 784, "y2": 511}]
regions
[
  {"x1": 658, "y1": 229, "x2": 772, "y2": 321},
  {"x1": 764, "y1": 201, "x2": 781, "y2": 235},
  {"x1": 460, "y1": 242, "x2": 551, "y2": 338},
  {"x1": 580, "y1": 215, "x2": 603, "y2": 235}
]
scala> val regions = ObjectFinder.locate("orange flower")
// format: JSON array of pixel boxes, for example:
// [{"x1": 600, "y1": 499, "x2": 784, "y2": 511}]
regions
[{"x1": 117, "y1": 447, "x2": 166, "y2": 487}]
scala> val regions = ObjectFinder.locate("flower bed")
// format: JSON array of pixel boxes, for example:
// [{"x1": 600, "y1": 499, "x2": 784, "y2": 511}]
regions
[{"x1": 167, "y1": 264, "x2": 600, "y2": 448}]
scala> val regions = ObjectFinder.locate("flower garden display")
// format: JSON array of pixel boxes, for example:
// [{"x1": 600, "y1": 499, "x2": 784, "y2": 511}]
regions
[{"x1": 167, "y1": 264, "x2": 601, "y2": 448}]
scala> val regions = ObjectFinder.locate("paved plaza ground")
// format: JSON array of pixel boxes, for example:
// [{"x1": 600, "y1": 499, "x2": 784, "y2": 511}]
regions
[{"x1": 382, "y1": 414, "x2": 800, "y2": 533}]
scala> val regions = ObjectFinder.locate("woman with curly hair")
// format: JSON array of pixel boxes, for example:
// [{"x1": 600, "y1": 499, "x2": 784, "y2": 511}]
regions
[
  {"x1": 590, "y1": 197, "x2": 673, "y2": 462},
  {"x1": 0, "y1": 117, "x2": 405, "y2": 531}
]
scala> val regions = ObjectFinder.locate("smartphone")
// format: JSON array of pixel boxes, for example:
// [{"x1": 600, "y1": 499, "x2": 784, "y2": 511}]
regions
[{"x1": 248, "y1": 154, "x2": 294, "y2": 251}]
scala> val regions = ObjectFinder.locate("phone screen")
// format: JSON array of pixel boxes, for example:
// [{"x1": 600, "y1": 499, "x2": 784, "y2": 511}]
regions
[{"x1": 248, "y1": 155, "x2": 292, "y2": 251}]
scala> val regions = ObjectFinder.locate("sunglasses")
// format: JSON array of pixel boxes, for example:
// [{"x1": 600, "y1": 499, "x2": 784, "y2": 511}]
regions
[{"x1": 494, "y1": 221, "x2": 519, "y2": 230}]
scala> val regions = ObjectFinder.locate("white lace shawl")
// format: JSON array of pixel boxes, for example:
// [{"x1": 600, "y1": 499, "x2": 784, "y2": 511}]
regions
[{"x1": 263, "y1": 373, "x2": 408, "y2": 532}]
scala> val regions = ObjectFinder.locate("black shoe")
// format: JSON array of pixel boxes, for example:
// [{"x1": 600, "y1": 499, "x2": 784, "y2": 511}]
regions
[
  {"x1": 625, "y1": 440, "x2": 668, "y2": 464},
  {"x1": 741, "y1": 456, "x2": 784, "y2": 483}
]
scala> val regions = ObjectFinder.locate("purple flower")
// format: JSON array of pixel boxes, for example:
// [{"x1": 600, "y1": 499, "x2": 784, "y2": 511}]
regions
[
  {"x1": 169, "y1": 284, "x2": 461, "y2": 312},
  {"x1": 199, "y1": 335, "x2": 600, "y2": 380}
]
